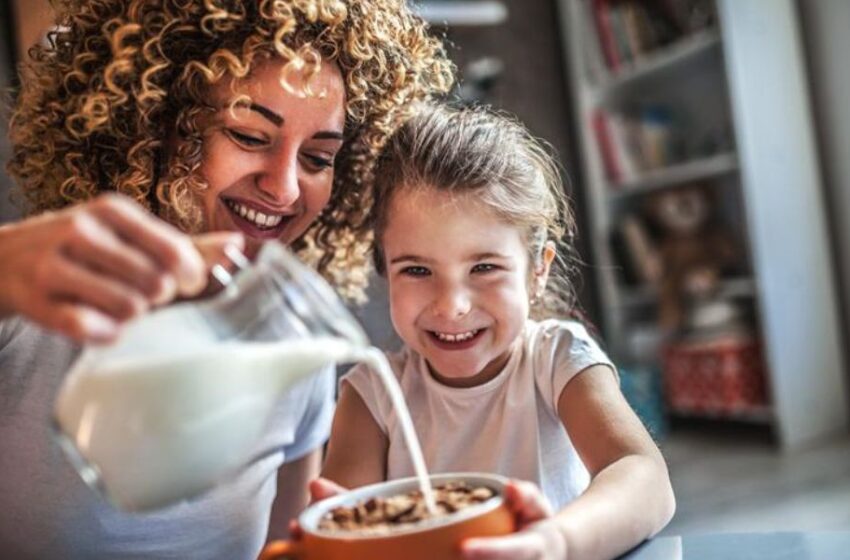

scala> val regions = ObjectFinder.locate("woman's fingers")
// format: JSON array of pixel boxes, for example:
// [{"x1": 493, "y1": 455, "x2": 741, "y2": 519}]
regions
[
  {"x1": 0, "y1": 194, "x2": 220, "y2": 342},
  {"x1": 28, "y1": 301, "x2": 121, "y2": 343},
  {"x1": 193, "y1": 231, "x2": 245, "y2": 267},
  {"x1": 90, "y1": 194, "x2": 206, "y2": 296},
  {"x1": 61, "y1": 212, "x2": 177, "y2": 304},
  {"x1": 47, "y1": 255, "x2": 151, "y2": 321}
]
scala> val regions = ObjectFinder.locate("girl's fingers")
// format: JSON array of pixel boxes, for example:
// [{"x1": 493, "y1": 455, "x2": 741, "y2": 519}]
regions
[
  {"x1": 460, "y1": 533, "x2": 546, "y2": 560},
  {"x1": 309, "y1": 478, "x2": 347, "y2": 503},
  {"x1": 288, "y1": 519, "x2": 304, "y2": 540},
  {"x1": 91, "y1": 195, "x2": 206, "y2": 295},
  {"x1": 504, "y1": 480, "x2": 554, "y2": 528}
]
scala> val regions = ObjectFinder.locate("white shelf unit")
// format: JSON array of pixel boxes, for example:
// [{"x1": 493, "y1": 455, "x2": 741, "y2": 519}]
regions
[{"x1": 558, "y1": 0, "x2": 849, "y2": 450}]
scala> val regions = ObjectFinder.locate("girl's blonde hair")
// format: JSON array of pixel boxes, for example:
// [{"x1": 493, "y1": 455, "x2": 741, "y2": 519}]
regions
[
  {"x1": 7, "y1": 0, "x2": 454, "y2": 300},
  {"x1": 370, "y1": 103, "x2": 579, "y2": 318}
]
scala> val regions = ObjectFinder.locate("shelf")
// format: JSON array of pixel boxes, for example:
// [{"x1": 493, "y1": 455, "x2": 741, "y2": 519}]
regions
[
  {"x1": 618, "y1": 276, "x2": 757, "y2": 308},
  {"x1": 595, "y1": 29, "x2": 722, "y2": 96},
  {"x1": 412, "y1": 1, "x2": 508, "y2": 26},
  {"x1": 608, "y1": 152, "x2": 738, "y2": 202}
]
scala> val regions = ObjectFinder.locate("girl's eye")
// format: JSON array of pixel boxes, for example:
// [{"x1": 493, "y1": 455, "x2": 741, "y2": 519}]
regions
[
  {"x1": 226, "y1": 129, "x2": 266, "y2": 148},
  {"x1": 400, "y1": 266, "x2": 430, "y2": 277},
  {"x1": 303, "y1": 153, "x2": 335, "y2": 171},
  {"x1": 472, "y1": 263, "x2": 499, "y2": 274}
]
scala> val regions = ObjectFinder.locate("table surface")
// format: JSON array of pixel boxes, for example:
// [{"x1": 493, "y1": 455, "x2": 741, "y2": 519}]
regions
[{"x1": 619, "y1": 531, "x2": 850, "y2": 560}]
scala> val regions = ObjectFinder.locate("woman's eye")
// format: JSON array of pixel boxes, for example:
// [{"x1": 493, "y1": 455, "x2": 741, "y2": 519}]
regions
[
  {"x1": 400, "y1": 266, "x2": 430, "y2": 277},
  {"x1": 226, "y1": 129, "x2": 266, "y2": 148},
  {"x1": 304, "y1": 154, "x2": 335, "y2": 171},
  {"x1": 472, "y1": 263, "x2": 499, "y2": 274}
]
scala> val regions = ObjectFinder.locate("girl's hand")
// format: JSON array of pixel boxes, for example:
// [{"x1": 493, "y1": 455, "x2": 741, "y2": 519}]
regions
[
  {"x1": 287, "y1": 478, "x2": 350, "y2": 540},
  {"x1": 0, "y1": 194, "x2": 242, "y2": 342},
  {"x1": 461, "y1": 480, "x2": 567, "y2": 560},
  {"x1": 308, "y1": 477, "x2": 348, "y2": 504}
]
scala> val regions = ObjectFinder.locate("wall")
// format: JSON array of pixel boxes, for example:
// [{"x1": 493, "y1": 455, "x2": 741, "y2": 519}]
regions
[
  {"x1": 798, "y1": 0, "x2": 850, "y2": 387},
  {"x1": 444, "y1": 0, "x2": 599, "y2": 323},
  {"x1": 0, "y1": 2, "x2": 18, "y2": 223}
]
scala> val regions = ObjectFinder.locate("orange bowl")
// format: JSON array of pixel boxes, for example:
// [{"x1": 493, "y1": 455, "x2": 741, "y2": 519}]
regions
[{"x1": 260, "y1": 473, "x2": 515, "y2": 560}]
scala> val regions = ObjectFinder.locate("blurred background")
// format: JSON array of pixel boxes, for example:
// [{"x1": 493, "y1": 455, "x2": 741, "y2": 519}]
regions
[{"x1": 1, "y1": 0, "x2": 848, "y2": 536}]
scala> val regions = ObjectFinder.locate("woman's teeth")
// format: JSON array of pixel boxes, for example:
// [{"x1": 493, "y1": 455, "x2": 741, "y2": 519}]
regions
[
  {"x1": 226, "y1": 200, "x2": 285, "y2": 229},
  {"x1": 434, "y1": 329, "x2": 479, "y2": 342}
]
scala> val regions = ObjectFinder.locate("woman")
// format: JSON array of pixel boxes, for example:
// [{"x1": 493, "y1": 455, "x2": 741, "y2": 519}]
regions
[{"x1": 0, "y1": 1, "x2": 453, "y2": 558}]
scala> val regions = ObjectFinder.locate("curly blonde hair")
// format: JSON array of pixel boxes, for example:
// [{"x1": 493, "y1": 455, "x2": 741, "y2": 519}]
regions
[{"x1": 7, "y1": 0, "x2": 454, "y2": 300}]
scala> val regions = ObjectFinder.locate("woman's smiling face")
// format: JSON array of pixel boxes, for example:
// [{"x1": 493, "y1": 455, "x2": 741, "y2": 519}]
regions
[{"x1": 198, "y1": 58, "x2": 346, "y2": 255}]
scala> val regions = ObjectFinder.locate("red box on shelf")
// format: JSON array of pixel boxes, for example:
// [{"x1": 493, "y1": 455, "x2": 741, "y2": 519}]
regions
[{"x1": 662, "y1": 334, "x2": 769, "y2": 416}]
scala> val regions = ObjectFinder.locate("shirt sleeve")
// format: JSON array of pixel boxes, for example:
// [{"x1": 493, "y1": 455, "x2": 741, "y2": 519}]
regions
[
  {"x1": 281, "y1": 365, "x2": 336, "y2": 462},
  {"x1": 339, "y1": 361, "x2": 393, "y2": 436},
  {"x1": 533, "y1": 319, "x2": 618, "y2": 414}
]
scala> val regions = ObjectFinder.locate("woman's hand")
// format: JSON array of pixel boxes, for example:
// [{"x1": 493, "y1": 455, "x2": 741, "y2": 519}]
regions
[
  {"x1": 0, "y1": 194, "x2": 242, "y2": 342},
  {"x1": 461, "y1": 480, "x2": 567, "y2": 560}
]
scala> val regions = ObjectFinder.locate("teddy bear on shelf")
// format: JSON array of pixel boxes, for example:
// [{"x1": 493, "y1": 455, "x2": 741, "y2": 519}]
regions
[{"x1": 643, "y1": 183, "x2": 741, "y2": 332}]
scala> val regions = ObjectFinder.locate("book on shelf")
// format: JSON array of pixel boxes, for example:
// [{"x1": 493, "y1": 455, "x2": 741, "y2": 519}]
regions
[
  {"x1": 586, "y1": 0, "x2": 716, "y2": 72},
  {"x1": 590, "y1": 106, "x2": 677, "y2": 187},
  {"x1": 619, "y1": 213, "x2": 662, "y2": 285}
]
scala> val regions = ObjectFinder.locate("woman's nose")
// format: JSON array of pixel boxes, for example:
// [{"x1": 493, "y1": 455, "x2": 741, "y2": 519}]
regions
[{"x1": 255, "y1": 148, "x2": 300, "y2": 207}]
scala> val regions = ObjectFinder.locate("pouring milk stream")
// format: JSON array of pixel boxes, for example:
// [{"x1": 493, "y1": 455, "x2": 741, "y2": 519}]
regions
[{"x1": 53, "y1": 242, "x2": 436, "y2": 512}]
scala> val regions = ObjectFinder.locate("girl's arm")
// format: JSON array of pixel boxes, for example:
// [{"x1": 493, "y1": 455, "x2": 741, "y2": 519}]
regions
[
  {"x1": 463, "y1": 365, "x2": 674, "y2": 560},
  {"x1": 464, "y1": 365, "x2": 674, "y2": 560},
  {"x1": 320, "y1": 381, "x2": 389, "y2": 489},
  {"x1": 553, "y1": 364, "x2": 676, "y2": 559}
]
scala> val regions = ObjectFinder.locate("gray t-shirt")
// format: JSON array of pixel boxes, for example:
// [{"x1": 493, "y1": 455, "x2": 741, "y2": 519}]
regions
[{"x1": 0, "y1": 316, "x2": 334, "y2": 559}]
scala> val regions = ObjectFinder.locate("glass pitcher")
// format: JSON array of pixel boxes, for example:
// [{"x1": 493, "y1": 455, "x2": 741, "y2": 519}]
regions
[{"x1": 52, "y1": 241, "x2": 368, "y2": 512}]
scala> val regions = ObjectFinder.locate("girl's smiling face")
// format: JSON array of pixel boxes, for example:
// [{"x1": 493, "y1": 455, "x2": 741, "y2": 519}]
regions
[
  {"x1": 198, "y1": 58, "x2": 346, "y2": 255},
  {"x1": 382, "y1": 187, "x2": 544, "y2": 387}
]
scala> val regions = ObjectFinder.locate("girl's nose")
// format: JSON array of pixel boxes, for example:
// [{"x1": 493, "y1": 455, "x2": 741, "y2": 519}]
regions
[
  {"x1": 432, "y1": 284, "x2": 472, "y2": 319},
  {"x1": 255, "y1": 149, "x2": 300, "y2": 207}
]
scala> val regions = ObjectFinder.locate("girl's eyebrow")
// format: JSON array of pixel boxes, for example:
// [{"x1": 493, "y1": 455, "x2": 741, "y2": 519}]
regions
[
  {"x1": 470, "y1": 252, "x2": 511, "y2": 260},
  {"x1": 390, "y1": 255, "x2": 432, "y2": 265}
]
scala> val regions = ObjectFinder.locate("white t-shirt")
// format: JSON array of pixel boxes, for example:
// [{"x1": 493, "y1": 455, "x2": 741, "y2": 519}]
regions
[{"x1": 343, "y1": 318, "x2": 616, "y2": 510}]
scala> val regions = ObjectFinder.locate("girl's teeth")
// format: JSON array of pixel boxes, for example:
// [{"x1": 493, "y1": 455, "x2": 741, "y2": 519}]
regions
[{"x1": 436, "y1": 330, "x2": 477, "y2": 342}]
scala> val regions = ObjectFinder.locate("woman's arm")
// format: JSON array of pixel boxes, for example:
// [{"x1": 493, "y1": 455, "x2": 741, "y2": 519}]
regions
[
  {"x1": 267, "y1": 448, "x2": 323, "y2": 541},
  {"x1": 320, "y1": 381, "x2": 388, "y2": 489},
  {"x1": 552, "y1": 364, "x2": 676, "y2": 559}
]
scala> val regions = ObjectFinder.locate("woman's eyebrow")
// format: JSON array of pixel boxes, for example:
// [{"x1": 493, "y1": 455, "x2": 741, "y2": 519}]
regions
[
  {"x1": 313, "y1": 131, "x2": 345, "y2": 141},
  {"x1": 247, "y1": 103, "x2": 283, "y2": 127},
  {"x1": 237, "y1": 102, "x2": 343, "y2": 139}
]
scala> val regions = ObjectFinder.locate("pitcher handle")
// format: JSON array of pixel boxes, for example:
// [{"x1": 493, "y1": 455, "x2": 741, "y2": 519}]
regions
[{"x1": 259, "y1": 539, "x2": 305, "y2": 560}]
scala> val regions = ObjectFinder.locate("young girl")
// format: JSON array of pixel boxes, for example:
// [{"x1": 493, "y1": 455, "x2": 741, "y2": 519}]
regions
[{"x1": 320, "y1": 104, "x2": 675, "y2": 559}]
